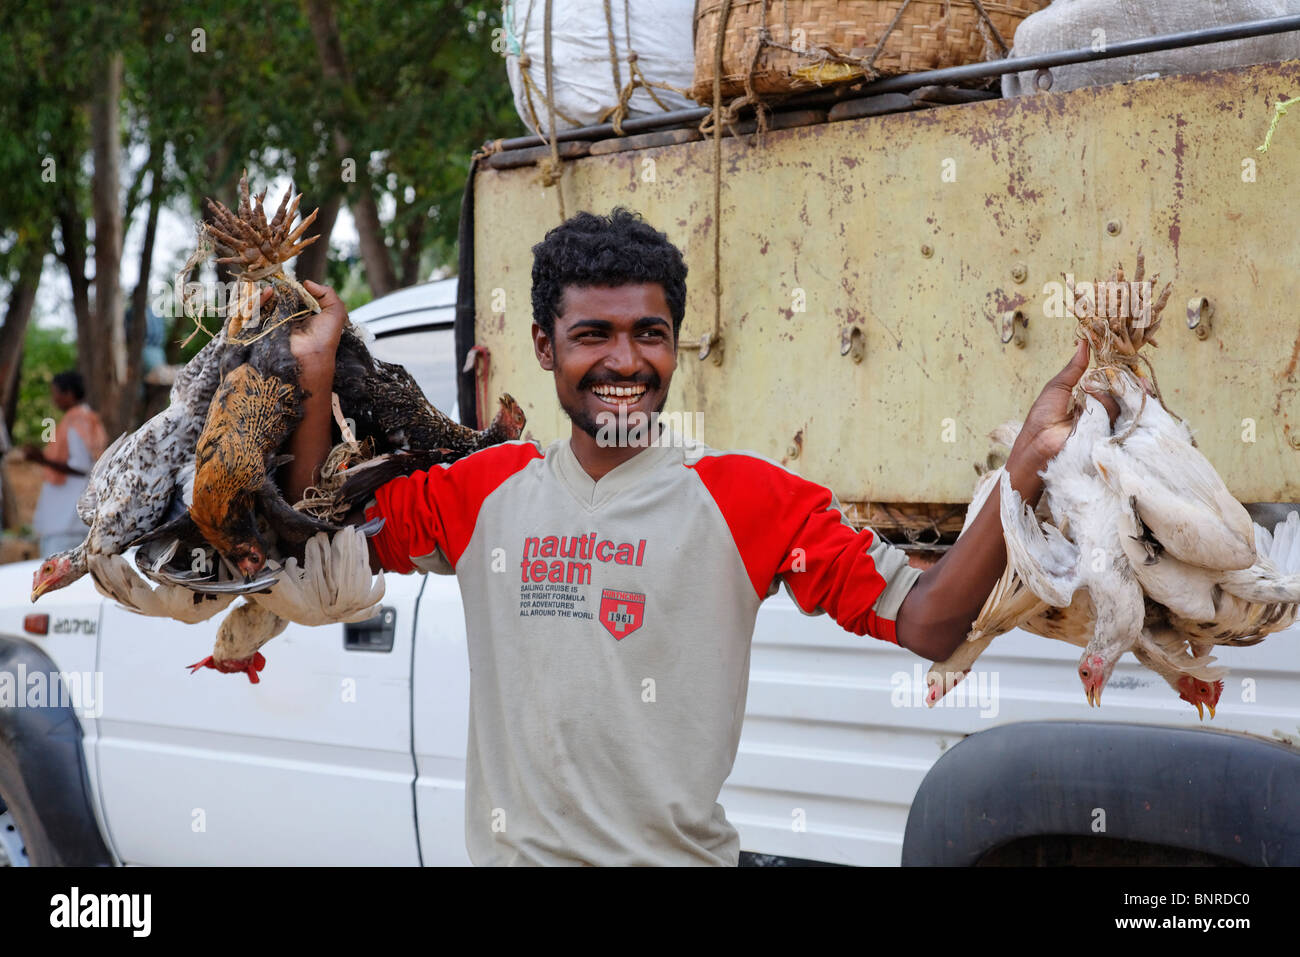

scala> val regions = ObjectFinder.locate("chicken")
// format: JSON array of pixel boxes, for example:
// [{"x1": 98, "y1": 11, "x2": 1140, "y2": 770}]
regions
[
  {"x1": 1000, "y1": 397, "x2": 1145, "y2": 706},
  {"x1": 129, "y1": 461, "x2": 278, "y2": 594},
  {"x1": 1092, "y1": 367, "x2": 1254, "y2": 572},
  {"x1": 333, "y1": 328, "x2": 526, "y2": 457},
  {"x1": 183, "y1": 527, "x2": 382, "y2": 681},
  {"x1": 189, "y1": 355, "x2": 325, "y2": 576},
  {"x1": 1139, "y1": 617, "x2": 1228, "y2": 719},
  {"x1": 929, "y1": 473, "x2": 1227, "y2": 718},
  {"x1": 177, "y1": 179, "x2": 341, "y2": 578},
  {"x1": 86, "y1": 553, "x2": 237, "y2": 624},
  {"x1": 1166, "y1": 511, "x2": 1300, "y2": 651},
  {"x1": 188, "y1": 600, "x2": 289, "y2": 684},
  {"x1": 948, "y1": 257, "x2": 1296, "y2": 715},
  {"x1": 324, "y1": 395, "x2": 527, "y2": 513},
  {"x1": 31, "y1": 327, "x2": 228, "y2": 601},
  {"x1": 247, "y1": 526, "x2": 385, "y2": 626}
]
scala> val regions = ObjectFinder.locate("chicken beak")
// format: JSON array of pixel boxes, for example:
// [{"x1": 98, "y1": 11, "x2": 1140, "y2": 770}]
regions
[
  {"x1": 1207, "y1": 703, "x2": 1216, "y2": 720},
  {"x1": 1195, "y1": 701, "x2": 1205, "y2": 721},
  {"x1": 1085, "y1": 687, "x2": 1095, "y2": 708}
]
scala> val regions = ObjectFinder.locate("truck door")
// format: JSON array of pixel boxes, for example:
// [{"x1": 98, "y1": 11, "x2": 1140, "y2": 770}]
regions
[{"x1": 93, "y1": 575, "x2": 425, "y2": 865}]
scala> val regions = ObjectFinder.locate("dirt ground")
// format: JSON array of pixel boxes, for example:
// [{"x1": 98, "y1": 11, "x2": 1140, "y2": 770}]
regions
[{"x1": 2, "y1": 455, "x2": 44, "y2": 564}]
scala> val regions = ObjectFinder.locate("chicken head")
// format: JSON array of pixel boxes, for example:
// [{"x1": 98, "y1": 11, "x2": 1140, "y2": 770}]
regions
[{"x1": 31, "y1": 549, "x2": 85, "y2": 602}]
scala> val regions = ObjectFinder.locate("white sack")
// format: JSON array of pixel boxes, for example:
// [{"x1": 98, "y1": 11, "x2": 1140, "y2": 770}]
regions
[
  {"x1": 504, "y1": 0, "x2": 696, "y2": 135},
  {"x1": 1004, "y1": 0, "x2": 1300, "y2": 96}
]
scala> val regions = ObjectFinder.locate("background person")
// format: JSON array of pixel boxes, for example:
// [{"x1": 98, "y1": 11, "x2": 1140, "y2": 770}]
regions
[{"x1": 29, "y1": 371, "x2": 108, "y2": 555}]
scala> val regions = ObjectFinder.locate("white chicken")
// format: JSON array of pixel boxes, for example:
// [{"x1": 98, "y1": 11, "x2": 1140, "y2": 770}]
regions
[
  {"x1": 1092, "y1": 367, "x2": 1255, "y2": 573},
  {"x1": 1000, "y1": 397, "x2": 1146, "y2": 705},
  {"x1": 246, "y1": 526, "x2": 385, "y2": 627},
  {"x1": 1166, "y1": 511, "x2": 1300, "y2": 651},
  {"x1": 188, "y1": 599, "x2": 289, "y2": 684},
  {"x1": 86, "y1": 553, "x2": 237, "y2": 625},
  {"x1": 942, "y1": 257, "x2": 1300, "y2": 717},
  {"x1": 182, "y1": 528, "x2": 382, "y2": 682},
  {"x1": 929, "y1": 461, "x2": 1230, "y2": 716}
]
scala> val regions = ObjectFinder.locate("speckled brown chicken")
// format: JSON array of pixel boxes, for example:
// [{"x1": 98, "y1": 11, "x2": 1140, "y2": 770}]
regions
[
  {"x1": 176, "y1": 178, "x2": 338, "y2": 578},
  {"x1": 328, "y1": 393, "x2": 526, "y2": 508},
  {"x1": 332, "y1": 327, "x2": 525, "y2": 455}
]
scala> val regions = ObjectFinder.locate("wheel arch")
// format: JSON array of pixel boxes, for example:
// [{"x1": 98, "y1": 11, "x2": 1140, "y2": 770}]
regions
[
  {"x1": 901, "y1": 720, "x2": 1300, "y2": 866},
  {"x1": 0, "y1": 634, "x2": 114, "y2": 866}
]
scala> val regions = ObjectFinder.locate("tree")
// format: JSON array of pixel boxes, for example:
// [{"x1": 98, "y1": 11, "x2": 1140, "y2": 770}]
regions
[
  {"x1": 3, "y1": 0, "x2": 519, "y2": 441},
  {"x1": 304, "y1": 0, "x2": 399, "y2": 297},
  {"x1": 306, "y1": 0, "x2": 517, "y2": 291}
]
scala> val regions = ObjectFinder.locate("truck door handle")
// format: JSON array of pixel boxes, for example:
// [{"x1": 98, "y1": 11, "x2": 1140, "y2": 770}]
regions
[{"x1": 343, "y1": 607, "x2": 397, "y2": 652}]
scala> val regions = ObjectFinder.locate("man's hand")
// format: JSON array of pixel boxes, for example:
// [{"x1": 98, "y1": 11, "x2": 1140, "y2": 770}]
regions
[
  {"x1": 291, "y1": 279, "x2": 348, "y2": 374},
  {"x1": 1004, "y1": 339, "x2": 1118, "y2": 505}
]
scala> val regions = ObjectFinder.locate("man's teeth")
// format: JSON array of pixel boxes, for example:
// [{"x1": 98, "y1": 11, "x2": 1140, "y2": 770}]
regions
[{"x1": 592, "y1": 385, "x2": 646, "y2": 398}]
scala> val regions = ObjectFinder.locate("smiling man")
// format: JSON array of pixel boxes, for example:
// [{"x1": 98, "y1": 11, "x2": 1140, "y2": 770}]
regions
[{"x1": 286, "y1": 207, "x2": 1105, "y2": 866}]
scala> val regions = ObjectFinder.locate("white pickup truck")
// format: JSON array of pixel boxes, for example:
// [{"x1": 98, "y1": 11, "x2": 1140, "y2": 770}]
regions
[{"x1": 3, "y1": 278, "x2": 1300, "y2": 867}]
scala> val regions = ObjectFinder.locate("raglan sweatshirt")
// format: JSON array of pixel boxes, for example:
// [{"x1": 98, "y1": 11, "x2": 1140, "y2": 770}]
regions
[{"x1": 365, "y1": 430, "x2": 921, "y2": 866}]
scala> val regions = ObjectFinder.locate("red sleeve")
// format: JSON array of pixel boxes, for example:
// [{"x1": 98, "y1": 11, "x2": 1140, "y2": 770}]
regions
[
  {"x1": 364, "y1": 442, "x2": 543, "y2": 573},
  {"x1": 688, "y1": 454, "x2": 919, "y2": 644}
]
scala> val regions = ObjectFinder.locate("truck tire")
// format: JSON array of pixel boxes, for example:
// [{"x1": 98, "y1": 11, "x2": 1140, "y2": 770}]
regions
[
  {"x1": 902, "y1": 720, "x2": 1300, "y2": 866},
  {"x1": 0, "y1": 636, "x2": 114, "y2": 866}
]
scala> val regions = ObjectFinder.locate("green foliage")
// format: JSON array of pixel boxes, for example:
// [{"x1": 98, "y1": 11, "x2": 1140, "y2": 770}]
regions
[
  {"x1": 343, "y1": 0, "x2": 521, "y2": 268},
  {"x1": 13, "y1": 324, "x2": 78, "y2": 447}
]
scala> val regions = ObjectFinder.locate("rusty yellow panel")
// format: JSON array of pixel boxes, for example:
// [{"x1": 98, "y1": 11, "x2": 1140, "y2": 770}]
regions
[{"x1": 475, "y1": 60, "x2": 1300, "y2": 504}]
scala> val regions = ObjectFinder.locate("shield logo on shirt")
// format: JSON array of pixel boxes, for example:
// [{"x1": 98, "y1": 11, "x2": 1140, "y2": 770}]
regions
[{"x1": 600, "y1": 589, "x2": 645, "y2": 640}]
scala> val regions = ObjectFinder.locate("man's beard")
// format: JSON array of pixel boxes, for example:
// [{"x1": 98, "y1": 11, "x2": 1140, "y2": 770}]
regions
[{"x1": 562, "y1": 388, "x2": 668, "y2": 444}]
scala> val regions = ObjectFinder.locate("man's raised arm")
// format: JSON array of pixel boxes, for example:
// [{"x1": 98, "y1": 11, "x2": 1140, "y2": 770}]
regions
[{"x1": 283, "y1": 279, "x2": 348, "y2": 505}]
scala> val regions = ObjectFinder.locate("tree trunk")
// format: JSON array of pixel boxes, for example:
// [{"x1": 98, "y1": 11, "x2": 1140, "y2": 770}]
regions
[
  {"x1": 304, "y1": 0, "x2": 397, "y2": 297},
  {"x1": 350, "y1": 187, "x2": 396, "y2": 297},
  {"x1": 56, "y1": 198, "x2": 93, "y2": 355},
  {"x1": 294, "y1": 190, "x2": 341, "y2": 284},
  {"x1": 400, "y1": 207, "x2": 425, "y2": 288},
  {"x1": 200, "y1": 86, "x2": 238, "y2": 290},
  {"x1": 2, "y1": 346, "x2": 20, "y2": 440},
  {"x1": 0, "y1": 239, "x2": 46, "y2": 431},
  {"x1": 89, "y1": 52, "x2": 127, "y2": 434},
  {"x1": 122, "y1": 142, "x2": 164, "y2": 430}
]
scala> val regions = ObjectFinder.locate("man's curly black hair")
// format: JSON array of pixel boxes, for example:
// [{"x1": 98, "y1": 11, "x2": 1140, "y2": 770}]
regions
[{"x1": 530, "y1": 207, "x2": 688, "y2": 341}]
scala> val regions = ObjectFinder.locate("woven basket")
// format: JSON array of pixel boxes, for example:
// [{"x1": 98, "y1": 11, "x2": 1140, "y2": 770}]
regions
[{"x1": 692, "y1": 0, "x2": 1050, "y2": 103}]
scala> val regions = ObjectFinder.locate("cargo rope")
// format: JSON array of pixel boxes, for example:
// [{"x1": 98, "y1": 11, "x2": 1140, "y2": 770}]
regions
[
  {"x1": 540, "y1": 0, "x2": 567, "y2": 220},
  {"x1": 1258, "y1": 95, "x2": 1300, "y2": 152}
]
